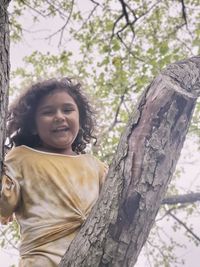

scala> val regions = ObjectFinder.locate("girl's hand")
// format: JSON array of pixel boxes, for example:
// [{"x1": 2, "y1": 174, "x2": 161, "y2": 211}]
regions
[{"x1": 0, "y1": 214, "x2": 13, "y2": 225}]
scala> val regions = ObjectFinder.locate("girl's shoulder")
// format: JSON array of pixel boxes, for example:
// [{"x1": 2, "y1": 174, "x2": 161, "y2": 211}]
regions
[
  {"x1": 6, "y1": 145, "x2": 38, "y2": 157},
  {"x1": 5, "y1": 146, "x2": 108, "y2": 171},
  {"x1": 5, "y1": 145, "x2": 40, "y2": 165},
  {"x1": 5, "y1": 145, "x2": 26, "y2": 159},
  {"x1": 4, "y1": 146, "x2": 28, "y2": 180}
]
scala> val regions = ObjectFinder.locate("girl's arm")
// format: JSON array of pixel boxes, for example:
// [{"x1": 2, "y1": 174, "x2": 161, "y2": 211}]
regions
[{"x1": 0, "y1": 175, "x2": 20, "y2": 224}]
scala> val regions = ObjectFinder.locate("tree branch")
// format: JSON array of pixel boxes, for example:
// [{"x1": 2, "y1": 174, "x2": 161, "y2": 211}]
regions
[
  {"x1": 46, "y1": 0, "x2": 74, "y2": 46},
  {"x1": 116, "y1": 33, "x2": 146, "y2": 62},
  {"x1": 168, "y1": 210, "x2": 200, "y2": 242},
  {"x1": 21, "y1": 1, "x2": 47, "y2": 18},
  {"x1": 179, "y1": 0, "x2": 193, "y2": 35},
  {"x1": 180, "y1": 0, "x2": 188, "y2": 27},
  {"x1": 89, "y1": 0, "x2": 100, "y2": 6},
  {"x1": 162, "y1": 192, "x2": 200, "y2": 205},
  {"x1": 60, "y1": 56, "x2": 200, "y2": 267},
  {"x1": 108, "y1": 94, "x2": 125, "y2": 132},
  {"x1": 45, "y1": 0, "x2": 68, "y2": 19},
  {"x1": 75, "y1": 0, "x2": 100, "y2": 36},
  {"x1": 112, "y1": 0, "x2": 161, "y2": 52},
  {"x1": 111, "y1": 14, "x2": 124, "y2": 40},
  {"x1": 0, "y1": 226, "x2": 19, "y2": 250},
  {"x1": 118, "y1": 0, "x2": 136, "y2": 34}
]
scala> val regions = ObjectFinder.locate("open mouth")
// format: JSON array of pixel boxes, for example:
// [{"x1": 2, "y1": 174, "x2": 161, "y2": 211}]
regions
[{"x1": 52, "y1": 127, "x2": 69, "y2": 133}]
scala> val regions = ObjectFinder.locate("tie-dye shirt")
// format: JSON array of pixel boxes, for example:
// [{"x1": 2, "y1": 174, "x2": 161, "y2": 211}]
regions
[{"x1": 0, "y1": 145, "x2": 107, "y2": 267}]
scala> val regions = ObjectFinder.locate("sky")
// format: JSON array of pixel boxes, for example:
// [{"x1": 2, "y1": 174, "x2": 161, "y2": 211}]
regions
[{"x1": 0, "y1": 1, "x2": 200, "y2": 266}]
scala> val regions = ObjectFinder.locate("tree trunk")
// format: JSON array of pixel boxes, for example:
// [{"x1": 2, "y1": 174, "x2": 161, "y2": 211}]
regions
[
  {"x1": 0, "y1": 0, "x2": 10, "y2": 181},
  {"x1": 60, "y1": 56, "x2": 200, "y2": 267}
]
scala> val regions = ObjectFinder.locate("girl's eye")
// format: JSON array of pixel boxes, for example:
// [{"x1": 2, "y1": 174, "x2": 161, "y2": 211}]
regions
[
  {"x1": 63, "y1": 109, "x2": 73, "y2": 113},
  {"x1": 42, "y1": 110, "x2": 54, "y2": 115}
]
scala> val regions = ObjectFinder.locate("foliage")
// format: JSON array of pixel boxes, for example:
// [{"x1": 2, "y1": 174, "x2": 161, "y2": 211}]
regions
[
  {"x1": 0, "y1": 220, "x2": 20, "y2": 250},
  {"x1": 1, "y1": 0, "x2": 200, "y2": 266},
  {"x1": 9, "y1": 0, "x2": 200, "y2": 159}
]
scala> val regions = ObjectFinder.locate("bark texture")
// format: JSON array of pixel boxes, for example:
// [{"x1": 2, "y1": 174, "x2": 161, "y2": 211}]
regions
[
  {"x1": 60, "y1": 56, "x2": 200, "y2": 267},
  {"x1": 0, "y1": 0, "x2": 10, "y2": 180}
]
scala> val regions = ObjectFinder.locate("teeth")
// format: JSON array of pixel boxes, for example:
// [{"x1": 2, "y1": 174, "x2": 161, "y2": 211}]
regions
[{"x1": 53, "y1": 127, "x2": 68, "y2": 132}]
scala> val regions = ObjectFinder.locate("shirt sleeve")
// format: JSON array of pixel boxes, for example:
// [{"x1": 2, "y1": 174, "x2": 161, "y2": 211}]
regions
[
  {"x1": 0, "y1": 174, "x2": 20, "y2": 225},
  {"x1": 0, "y1": 148, "x2": 21, "y2": 225}
]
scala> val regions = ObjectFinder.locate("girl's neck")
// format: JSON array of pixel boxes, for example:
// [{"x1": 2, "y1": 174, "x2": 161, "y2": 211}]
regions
[{"x1": 34, "y1": 146, "x2": 77, "y2": 156}]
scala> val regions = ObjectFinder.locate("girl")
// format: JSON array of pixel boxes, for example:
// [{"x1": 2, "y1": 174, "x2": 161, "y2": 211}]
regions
[{"x1": 0, "y1": 78, "x2": 107, "y2": 267}]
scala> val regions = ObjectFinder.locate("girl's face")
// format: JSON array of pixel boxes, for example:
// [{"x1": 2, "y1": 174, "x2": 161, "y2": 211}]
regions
[{"x1": 35, "y1": 90, "x2": 80, "y2": 155}]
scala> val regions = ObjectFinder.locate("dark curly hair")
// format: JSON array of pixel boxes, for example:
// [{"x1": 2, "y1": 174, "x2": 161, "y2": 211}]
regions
[{"x1": 7, "y1": 78, "x2": 96, "y2": 154}]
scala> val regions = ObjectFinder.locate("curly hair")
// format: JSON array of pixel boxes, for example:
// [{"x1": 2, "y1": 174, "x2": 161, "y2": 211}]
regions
[{"x1": 7, "y1": 78, "x2": 96, "y2": 154}]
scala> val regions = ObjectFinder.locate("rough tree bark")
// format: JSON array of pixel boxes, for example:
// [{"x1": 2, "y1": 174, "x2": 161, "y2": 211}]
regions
[
  {"x1": 0, "y1": 0, "x2": 10, "y2": 182},
  {"x1": 60, "y1": 57, "x2": 200, "y2": 267}
]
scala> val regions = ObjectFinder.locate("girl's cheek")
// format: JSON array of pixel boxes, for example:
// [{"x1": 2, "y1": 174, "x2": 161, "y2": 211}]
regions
[{"x1": 43, "y1": 117, "x2": 53, "y2": 122}]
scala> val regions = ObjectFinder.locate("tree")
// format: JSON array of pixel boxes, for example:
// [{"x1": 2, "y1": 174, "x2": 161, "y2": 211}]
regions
[
  {"x1": 1, "y1": 0, "x2": 200, "y2": 266},
  {"x1": 0, "y1": 0, "x2": 10, "y2": 184},
  {"x1": 59, "y1": 56, "x2": 200, "y2": 266}
]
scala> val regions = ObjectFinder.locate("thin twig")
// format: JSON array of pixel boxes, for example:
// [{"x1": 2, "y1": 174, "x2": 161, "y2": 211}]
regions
[
  {"x1": 45, "y1": 0, "x2": 67, "y2": 19},
  {"x1": 116, "y1": 33, "x2": 145, "y2": 62},
  {"x1": 89, "y1": 0, "x2": 100, "y2": 5},
  {"x1": 75, "y1": 1, "x2": 100, "y2": 35},
  {"x1": 46, "y1": 0, "x2": 74, "y2": 46},
  {"x1": 111, "y1": 14, "x2": 124, "y2": 40},
  {"x1": 108, "y1": 94, "x2": 125, "y2": 132},
  {"x1": 118, "y1": 0, "x2": 135, "y2": 34},
  {"x1": 22, "y1": 0, "x2": 47, "y2": 17},
  {"x1": 0, "y1": 227, "x2": 18, "y2": 250},
  {"x1": 168, "y1": 210, "x2": 200, "y2": 242}
]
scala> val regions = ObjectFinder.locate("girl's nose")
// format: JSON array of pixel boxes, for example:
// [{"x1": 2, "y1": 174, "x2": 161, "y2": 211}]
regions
[{"x1": 54, "y1": 110, "x2": 65, "y2": 122}]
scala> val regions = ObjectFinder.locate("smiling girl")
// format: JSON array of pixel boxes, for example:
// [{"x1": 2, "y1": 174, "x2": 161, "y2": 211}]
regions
[{"x1": 0, "y1": 78, "x2": 107, "y2": 267}]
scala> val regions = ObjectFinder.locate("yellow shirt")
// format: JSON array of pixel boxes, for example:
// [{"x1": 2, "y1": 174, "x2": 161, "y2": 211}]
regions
[{"x1": 0, "y1": 145, "x2": 107, "y2": 267}]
